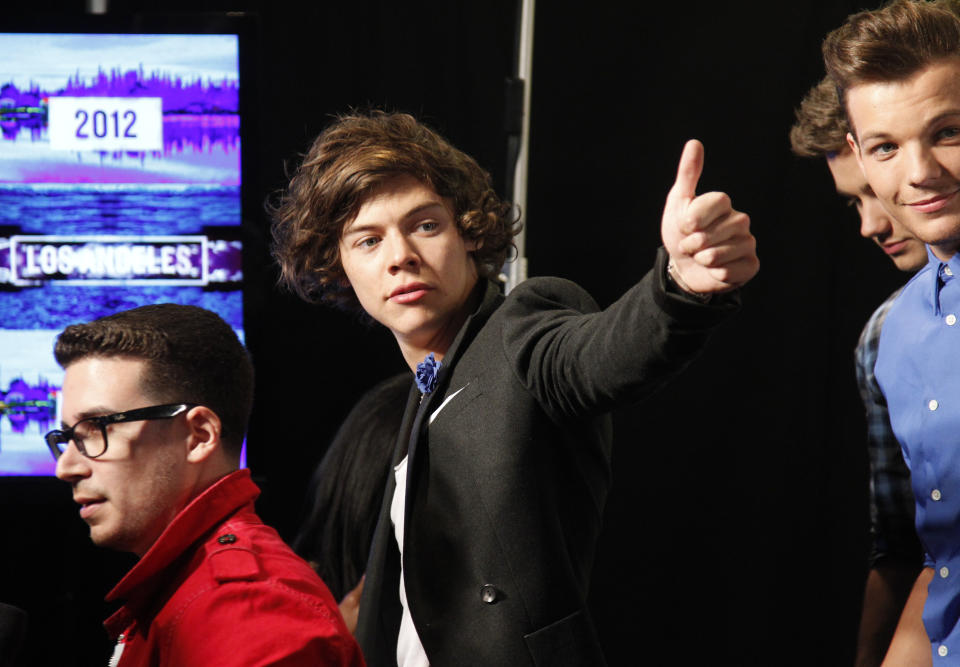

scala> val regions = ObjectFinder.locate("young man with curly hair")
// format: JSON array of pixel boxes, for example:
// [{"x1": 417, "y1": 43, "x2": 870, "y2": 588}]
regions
[
  {"x1": 824, "y1": 0, "x2": 960, "y2": 662},
  {"x1": 791, "y1": 76, "x2": 927, "y2": 667},
  {"x1": 271, "y1": 110, "x2": 758, "y2": 666}
]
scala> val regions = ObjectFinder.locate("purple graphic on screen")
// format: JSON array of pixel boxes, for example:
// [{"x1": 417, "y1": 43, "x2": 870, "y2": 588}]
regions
[
  {"x1": 0, "y1": 32, "x2": 244, "y2": 476},
  {"x1": 0, "y1": 240, "x2": 9, "y2": 282},
  {"x1": 4, "y1": 235, "x2": 242, "y2": 286},
  {"x1": 60, "y1": 67, "x2": 238, "y2": 113},
  {"x1": 0, "y1": 33, "x2": 240, "y2": 185},
  {"x1": 208, "y1": 240, "x2": 242, "y2": 282},
  {"x1": 0, "y1": 378, "x2": 57, "y2": 437}
]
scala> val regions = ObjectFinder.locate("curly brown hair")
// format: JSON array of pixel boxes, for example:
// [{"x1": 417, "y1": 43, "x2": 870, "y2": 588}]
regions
[
  {"x1": 823, "y1": 0, "x2": 960, "y2": 135},
  {"x1": 789, "y1": 77, "x2": 850, "y2": 158},
  {"x1": 269, "y1": 111, "x2": 520, "y2": 309}
]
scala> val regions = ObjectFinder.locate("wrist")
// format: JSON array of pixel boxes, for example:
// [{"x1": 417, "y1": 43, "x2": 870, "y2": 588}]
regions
[{"x1": 666, "y1": 260, "x2": 712, "y2": 303}]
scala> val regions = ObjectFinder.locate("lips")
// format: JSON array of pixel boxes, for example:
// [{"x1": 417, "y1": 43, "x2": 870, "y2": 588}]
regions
[
  {"x1": 389, "y1": 282, "x2": 431, "y2": 304},
  {"x1": 906, "y1": 189, "x2": 960, "y2": 214},
  {"x1": 75, "y1": 496, "x2": 105, "y2": 520},
  {"x1": 882, "y1": 240, "x2": 909, "y2": 255}
]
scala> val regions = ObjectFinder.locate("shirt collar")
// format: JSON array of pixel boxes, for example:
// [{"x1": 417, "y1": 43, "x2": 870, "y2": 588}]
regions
[
  {"x1": 105, "y1": 469, "x2": 259, "y2": 606},
  {"x1": 925, "y1": 246, "x2": 960, "y2": 316}
]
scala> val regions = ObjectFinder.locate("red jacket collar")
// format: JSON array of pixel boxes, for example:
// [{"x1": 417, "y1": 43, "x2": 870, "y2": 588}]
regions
[{"x1": 104, "y1": 469, "x2": 259, "y2": 631}]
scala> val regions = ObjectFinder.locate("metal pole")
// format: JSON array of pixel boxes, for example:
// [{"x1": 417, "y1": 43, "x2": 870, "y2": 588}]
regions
[{"x1": 505, "y1": 0, "x2": 534, "y2": 293}]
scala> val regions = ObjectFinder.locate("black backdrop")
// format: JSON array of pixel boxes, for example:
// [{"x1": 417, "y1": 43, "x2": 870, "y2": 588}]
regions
[{"x1": 1, "y1": 2, "x2": 913, "y2": 665}]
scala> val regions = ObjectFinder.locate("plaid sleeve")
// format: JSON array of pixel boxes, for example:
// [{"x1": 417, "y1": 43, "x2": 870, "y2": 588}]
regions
[{"x1": 854, "y1": 288, "x2": 924, "y2": 567}]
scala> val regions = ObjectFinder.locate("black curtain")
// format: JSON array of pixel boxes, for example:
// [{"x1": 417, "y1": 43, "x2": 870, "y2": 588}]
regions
[{"x1": 4, "y1": 2, "x2": 899, "y2": 665}]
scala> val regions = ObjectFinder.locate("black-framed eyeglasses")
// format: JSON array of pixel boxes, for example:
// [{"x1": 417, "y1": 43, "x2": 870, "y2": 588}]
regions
[{"x1": 45, "y1": 403, "x2": 197, "y2": 461}]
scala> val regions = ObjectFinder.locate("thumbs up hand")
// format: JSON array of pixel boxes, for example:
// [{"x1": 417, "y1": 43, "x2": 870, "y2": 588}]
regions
[{"x1": 660, "y1": 140, "x2": 758, "y2": 294}]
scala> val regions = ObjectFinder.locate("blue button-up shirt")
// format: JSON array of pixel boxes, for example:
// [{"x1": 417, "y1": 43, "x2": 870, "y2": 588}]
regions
[{"x1": 877, "y1": 248, "x2": 960, "y2": 662}]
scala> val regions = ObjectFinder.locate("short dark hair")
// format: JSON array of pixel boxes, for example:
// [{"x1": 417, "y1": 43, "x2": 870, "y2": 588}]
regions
[
  {"x1": 790, "y1": 77, "x2": 850, "y2": 158},
  {"x1": 269, "y1": 110, "x2": 520, "y2": 309},
  {"x1": 54, "y1": 304, "x2": 253, "y2": 456},
  {"x1": 823, "y1": 0, "x2": 960, "y2": 129}
]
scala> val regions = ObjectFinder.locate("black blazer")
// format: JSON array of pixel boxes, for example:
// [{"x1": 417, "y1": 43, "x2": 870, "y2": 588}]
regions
[{"x1": 356, "y1": 249, "x2": 738, "y2": 666}]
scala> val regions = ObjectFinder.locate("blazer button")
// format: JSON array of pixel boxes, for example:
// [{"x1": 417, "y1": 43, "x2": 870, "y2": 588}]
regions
[
  {"x1": 217, "y1": 534, "x2": 237, "y2": 544},
  {"x1": 480, "y1": 584, "x2": 499, "y2": 604}
]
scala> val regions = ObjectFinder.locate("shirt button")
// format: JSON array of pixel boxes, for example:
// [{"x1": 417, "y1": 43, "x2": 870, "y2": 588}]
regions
[
  {"x1": 480, "y1": 584, "x2": 499, "y2": 604},
  {"x1": 217, "y1": 534, "x2": 237, "y2": 544},
  {"x1": 946, "y1": 266, "x2": 955, "y2": 277},
  {"x1": 930, "y1": 399, "x2": 940, "y2": 411},
  {"x1": 941, "y1": 567, "x2": 950, "y2": 578},
  {"x1": 948, "y1": 314, "x2": 958, "y2": 326},
  {"x1": 933, "y1": 489, "x2": 943, "y2": 501},
  {"x1": 940, "y1": 645, "x2": 949, "y2": 657}
]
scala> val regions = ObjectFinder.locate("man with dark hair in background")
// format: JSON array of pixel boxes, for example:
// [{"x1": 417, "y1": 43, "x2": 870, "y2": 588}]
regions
[
  {"x1": 824, "y1": 0, "x2": 960, "y2": 661},
  {"x1": 48, "y1": 304, "x2": 364, "y2": 666},
  {"x1": 791, "y1": 76, "x2": 927, "y2": 666}
]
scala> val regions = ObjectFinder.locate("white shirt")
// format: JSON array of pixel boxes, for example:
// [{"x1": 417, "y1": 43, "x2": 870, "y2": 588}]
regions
[{"x1": 391, "y1": 455, "x2": 430, "y2": 667}]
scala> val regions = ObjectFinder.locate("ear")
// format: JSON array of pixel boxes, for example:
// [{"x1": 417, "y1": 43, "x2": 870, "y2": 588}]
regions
[
  {"x1": 464, "y1": 237, "x2": 482, "y2": 252},
  {"x1": 183, "y1": 405, "x2": 222, "y2": 463},
  {"x1": 847, "y1": 131, "x2": 868, "y2": 175},
  {"x1": 846, "y1": 131, "x2": 860, "y2": 158}
]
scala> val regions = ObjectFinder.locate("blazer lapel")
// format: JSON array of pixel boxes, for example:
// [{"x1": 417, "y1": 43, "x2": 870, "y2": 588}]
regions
[
  {"x1": 402, "y1": 279, "x2": 504, "y2": 528},
  {"x1": 359, "y1": 280, "x2": 505, "y2": 660}
]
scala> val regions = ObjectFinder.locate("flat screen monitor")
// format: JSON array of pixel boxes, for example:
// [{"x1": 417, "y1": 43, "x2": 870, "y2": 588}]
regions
[{"x1": 0, "y1": 16, "x2": 253, "y2": 475}]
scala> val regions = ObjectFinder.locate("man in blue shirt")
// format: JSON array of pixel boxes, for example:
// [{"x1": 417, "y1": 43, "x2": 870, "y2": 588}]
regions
[
  {"x1": 825, "y1": 0, "x2": 960, "y2": 662},
  {"x1": 791, "y1": 76, "x2": 927, "y2": 666}
]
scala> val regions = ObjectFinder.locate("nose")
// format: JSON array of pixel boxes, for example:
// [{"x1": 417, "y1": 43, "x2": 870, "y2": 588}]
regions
[
  {"x1": 906, "y1": 144, "x2": 945, "y2": 188},
  {"x1": 55, "y1": 441, "x2": 90, "y2": 482},
  {"x1": 386, "y1": 233, "x2": 420, "y2": 274},
  {"x1": 859, "y1": 197, "x2": 893, "y2": 240}
]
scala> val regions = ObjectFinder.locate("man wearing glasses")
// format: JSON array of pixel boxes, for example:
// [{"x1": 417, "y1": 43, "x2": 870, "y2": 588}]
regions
[{"x1": 47, "y1": 304, "x2": 364, "y2": 667}]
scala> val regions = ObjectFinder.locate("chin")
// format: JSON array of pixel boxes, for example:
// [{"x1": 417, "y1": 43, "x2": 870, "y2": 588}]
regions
[
  {"x1": 893, "y1": 256, "x2": 925, "y2": 272},
  {"x1": 89, "y1": 530, "x2": 113, "y2": 547},
  {"x1": 90, "y1": 526, "x2": 126, "y2": 551}
]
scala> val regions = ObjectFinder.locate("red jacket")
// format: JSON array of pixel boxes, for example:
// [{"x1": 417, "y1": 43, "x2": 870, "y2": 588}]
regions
[{"x1": 104, "y1": 469, "x2": 364, "y2": 666}]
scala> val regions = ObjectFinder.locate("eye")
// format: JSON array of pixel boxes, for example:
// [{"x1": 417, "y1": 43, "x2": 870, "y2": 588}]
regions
[
  {"x1": 937, "y1": 126, "x2": 960, "y2": 141},
  {"x1": 358, "y1": 236, "x2": 380, "y2": 249},
  {"x1": 845, "y1": 197, "x2": 863, "y2": 210},
  {"x1": 418, "y1": 221, "x2": 439, "y2": 233},
  {"x1": 871, "y1": 141, "x2": 897, "y2": 156}
]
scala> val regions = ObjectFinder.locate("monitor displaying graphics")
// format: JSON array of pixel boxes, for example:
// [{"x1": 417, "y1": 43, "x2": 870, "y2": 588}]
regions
[{"x1": 0, "y1": 26, "x2": 248, "y2": 475}]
